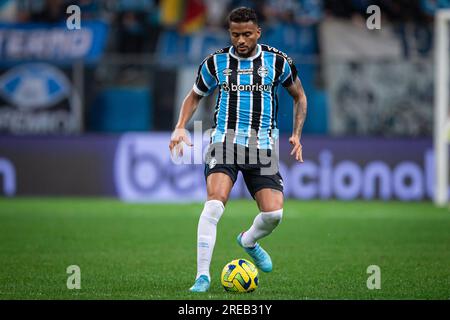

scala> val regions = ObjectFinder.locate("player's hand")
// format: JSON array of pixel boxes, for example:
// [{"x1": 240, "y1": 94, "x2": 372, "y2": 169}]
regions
[
  {"x1": 169, "y1": 128, "x2": 193, "y2": 157},
  {"x1": 289, "y1": 135, "x2": 303, "y2": 162}
]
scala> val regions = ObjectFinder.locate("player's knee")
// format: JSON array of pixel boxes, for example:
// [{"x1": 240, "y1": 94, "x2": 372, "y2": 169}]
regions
[
  {"x1": 200, "y1": 199, "x2": 225, "y2": 225},
  {"x1": 207, "y1": 193, "x2": 229, "y2": 206},
  {"x1": 259, "y1": 198, "x2": 283, "y2": 213},
  {"x1": 260, "y1": 209, "x2": 283, "y2": 226}
]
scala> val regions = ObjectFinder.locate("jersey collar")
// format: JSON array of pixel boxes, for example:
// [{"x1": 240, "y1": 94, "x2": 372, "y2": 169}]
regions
[{"x1": 229, "y1": 44, "x2": 262, "y2": 61}]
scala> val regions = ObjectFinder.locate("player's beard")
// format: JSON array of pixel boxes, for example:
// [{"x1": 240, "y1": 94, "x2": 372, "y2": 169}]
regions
[{"x1": 235, "y1": 43, "x2": 257, "y2": 58}]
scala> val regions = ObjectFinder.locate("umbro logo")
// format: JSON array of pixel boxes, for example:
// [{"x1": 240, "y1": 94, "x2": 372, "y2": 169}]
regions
[{"x1": 223, "y1": 68, "x2": 232, "y2": 76}]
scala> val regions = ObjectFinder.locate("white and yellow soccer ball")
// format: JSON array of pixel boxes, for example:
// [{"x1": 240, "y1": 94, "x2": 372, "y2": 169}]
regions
[{"x1": 221, "y1": 259, "x2": 258, "y2": 293}]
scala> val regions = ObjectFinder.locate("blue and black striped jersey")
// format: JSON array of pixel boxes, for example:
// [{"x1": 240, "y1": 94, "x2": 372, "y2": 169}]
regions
[{"x1": 193, "y1": 44, "x2": 298, "y2": 150}]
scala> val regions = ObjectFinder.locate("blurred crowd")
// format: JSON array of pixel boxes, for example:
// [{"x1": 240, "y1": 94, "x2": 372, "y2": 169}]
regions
[
  {"x1": 326, "y1": 0, "x2": 450, "y2": 22},
  {"x1": 0, "y1": 0, "x2": 446, "y2": 135},
  {"x1": 0, "y1": 0, "x2": 448, "y2": 54}
]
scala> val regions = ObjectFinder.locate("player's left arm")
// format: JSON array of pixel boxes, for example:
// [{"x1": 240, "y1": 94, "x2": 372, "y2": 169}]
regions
[{"x1": 286, "y1": 76, "x2": 307, "y2": 162}]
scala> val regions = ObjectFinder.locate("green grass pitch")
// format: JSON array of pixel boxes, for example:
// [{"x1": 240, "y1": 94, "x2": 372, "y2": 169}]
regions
[{"x1": 0, "y1": 198, "x2": 449, "y2": 300}]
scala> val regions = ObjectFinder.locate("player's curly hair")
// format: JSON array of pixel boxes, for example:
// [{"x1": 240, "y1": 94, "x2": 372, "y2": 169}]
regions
[{"x1": 227, "y1": 7, "x2": 258, "y2": 26}]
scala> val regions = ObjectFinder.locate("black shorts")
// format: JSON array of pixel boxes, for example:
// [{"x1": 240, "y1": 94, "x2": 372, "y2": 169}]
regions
[{"x1": 204, "y1": 142, "x2": 284, "y2": 199}]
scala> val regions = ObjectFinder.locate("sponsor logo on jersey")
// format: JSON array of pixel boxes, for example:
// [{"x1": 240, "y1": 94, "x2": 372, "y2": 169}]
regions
[
  {"x1": 223, "y1": 83, "x2": 272, "y2": 92},
  {"x1": 223, "y1": 68, "x2": 232, "y2": 76},
  {"x1": 237, "y1": 68, "x2": 253, "y2": 75},
  {"x1": 266, "y1": 46, "x2": 293, "y2": 64},
  {"x1": 222, "y1": 83, "x2": 230, "y2": 92}
]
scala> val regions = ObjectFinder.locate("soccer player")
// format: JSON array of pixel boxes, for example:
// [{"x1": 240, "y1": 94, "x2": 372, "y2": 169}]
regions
[{"x1": 169, "y1": 7, "x2": 307, "y2": 292}]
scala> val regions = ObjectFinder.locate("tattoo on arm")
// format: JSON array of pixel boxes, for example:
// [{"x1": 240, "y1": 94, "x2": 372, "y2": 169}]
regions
[{"x1": 287, "y1": 78, "x2": 307, "y2": 139}]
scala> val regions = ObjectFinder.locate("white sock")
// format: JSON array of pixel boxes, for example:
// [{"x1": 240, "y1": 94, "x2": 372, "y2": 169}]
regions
[
  {"x1": 196, "y1": 200, "x2": 225, "y2": 281},
  {"x1": 241, "y1": 209, "x2": 283, "y2": 248}
]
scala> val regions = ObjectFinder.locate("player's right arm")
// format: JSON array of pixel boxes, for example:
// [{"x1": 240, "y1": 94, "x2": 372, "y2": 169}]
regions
[
  {"x1": 169, "y1": 56, "x2": 218, "y2": 157},
  {"x1": 169, "y1": 90, "x2": 202, "y2": 156}
]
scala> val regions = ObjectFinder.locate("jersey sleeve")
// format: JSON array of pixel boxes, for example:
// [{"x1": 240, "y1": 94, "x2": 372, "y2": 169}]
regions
[
  {"x1": 280, "y1": 56, "x2": 298, "y2": 88},
  {"x1": 193, "y1": 57, "x2": 218, "y2": 96}
]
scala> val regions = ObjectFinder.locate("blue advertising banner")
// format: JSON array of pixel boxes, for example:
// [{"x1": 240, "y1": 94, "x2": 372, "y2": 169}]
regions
[
  {"x1": 0, "y1": 134, "x2": 448, "y2": 202},
  {"x1": 0, "y1": 21, "x2": 108, "y2": 65}
]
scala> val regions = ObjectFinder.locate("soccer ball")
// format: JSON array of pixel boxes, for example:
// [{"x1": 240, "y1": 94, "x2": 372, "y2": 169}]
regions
[{"x1": 221, "y1": 259, "x2": 258, "y2": 293}]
